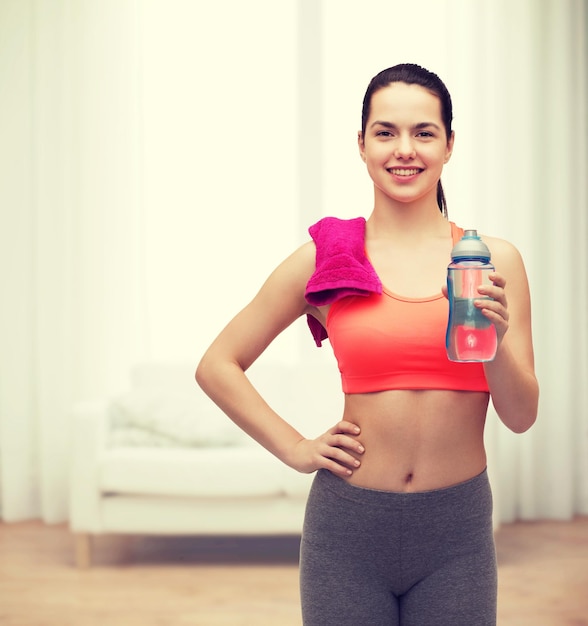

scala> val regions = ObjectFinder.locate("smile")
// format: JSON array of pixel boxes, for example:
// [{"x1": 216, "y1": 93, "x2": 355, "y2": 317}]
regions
[{"x1": 389, "y1": 168, "x2": 422, "y2": 176}]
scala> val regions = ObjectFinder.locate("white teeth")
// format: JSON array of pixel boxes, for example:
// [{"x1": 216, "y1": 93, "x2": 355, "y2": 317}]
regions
[{"x1": 390, "y1": 168, "x2": 420, "y2": 176}]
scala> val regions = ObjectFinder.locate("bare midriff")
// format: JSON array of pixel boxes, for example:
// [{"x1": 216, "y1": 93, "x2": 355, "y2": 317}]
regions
[{"x1": 342, "y1": 389, "x2": 490, "y2": 492}]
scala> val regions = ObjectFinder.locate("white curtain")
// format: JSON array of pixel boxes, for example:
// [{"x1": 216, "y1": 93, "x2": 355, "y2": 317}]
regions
[
  {"x1": 0, "y1": 0, "x2": 150, "y2": 522},
  {"x1": 481, "y1": 0, "x2": 588, "y2": 521},
  {"x1": 0, "y1": 0, "x2": 586, "y2": 523}
]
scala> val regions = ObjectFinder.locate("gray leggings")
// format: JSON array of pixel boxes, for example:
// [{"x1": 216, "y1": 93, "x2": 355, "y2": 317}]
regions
[{"x1": 300, "y1": 468, "x2": 497, "y2": 626}]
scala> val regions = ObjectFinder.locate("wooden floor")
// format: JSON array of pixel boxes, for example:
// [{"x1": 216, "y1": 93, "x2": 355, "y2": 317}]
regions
[{"x1": 1, "y1": 517, "x2": 587, "y2": 625}]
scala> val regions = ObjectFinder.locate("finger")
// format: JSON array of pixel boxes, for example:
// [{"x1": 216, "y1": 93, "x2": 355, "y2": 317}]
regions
[
  {"x1": 306, "y1": 441, "x2": 360, "y2": 477},
  {"x1": 322, "y1": 459, "x2": 356, "y2": 478},
  {"x1": 329, "y1": 433, "x2": 365, "y2": 455},
  {"x1": 489, "y1": 272, "x2": 506, "y2": 288},
  {"x1": 481, "y1": 308, "x2": 509, "y2": 329},
  {"x1": 331, "y1": 420, "x2": 361, "y2": 436},
  {"x1": 320, "y1": 447, "x2": 362, "y2": 475},
  {"x1": 478, "y1": 285, "x2": 507, "y2": 308},
  {"x1": 476, "y1": 307, "x2": 509, "y2": 343},
  {"x1": 475, "y1": 299, "x2": 509, "y2": 322},
  {"x1": 328, "y1": 446, "x2": 362, "y2": 469}
]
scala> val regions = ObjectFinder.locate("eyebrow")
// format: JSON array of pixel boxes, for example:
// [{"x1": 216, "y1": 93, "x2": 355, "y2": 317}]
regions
[{"x1": 370, "y1": 121, "x2": 442, "y2": 131}]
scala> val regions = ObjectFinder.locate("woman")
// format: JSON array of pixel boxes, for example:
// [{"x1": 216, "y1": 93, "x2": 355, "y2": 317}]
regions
[{"x1": 196, "y1": 64, "x2": 538, "y2": 625}]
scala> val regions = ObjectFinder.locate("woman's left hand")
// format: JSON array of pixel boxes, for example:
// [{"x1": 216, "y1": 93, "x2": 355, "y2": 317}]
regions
[
  {"x1": 441, "y1": 271, "x2": 509, "y2": 345},
  {"x1": 475, "y1": 271, "x2": 509, "y2": 345}
]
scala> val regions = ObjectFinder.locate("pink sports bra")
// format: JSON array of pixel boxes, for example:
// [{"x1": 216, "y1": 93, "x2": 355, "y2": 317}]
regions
[{"x1": 325, "y1": 225, "x2": 490, "y2": 394}]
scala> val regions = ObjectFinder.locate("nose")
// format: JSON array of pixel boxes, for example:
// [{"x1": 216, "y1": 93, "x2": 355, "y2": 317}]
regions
[{"x1": 394, "y1": 135, "x2": 416, "y2": 159}]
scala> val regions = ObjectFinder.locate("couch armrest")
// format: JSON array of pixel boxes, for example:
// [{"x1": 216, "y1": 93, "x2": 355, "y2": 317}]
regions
[{"x1": 69, "y1": 400, "x2": 109, "y2": 532}]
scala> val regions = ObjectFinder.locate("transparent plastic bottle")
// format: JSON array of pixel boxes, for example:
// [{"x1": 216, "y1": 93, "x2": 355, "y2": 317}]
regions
[{"x1": 446, "y1": 229, "x2": 497, "y2": 362}]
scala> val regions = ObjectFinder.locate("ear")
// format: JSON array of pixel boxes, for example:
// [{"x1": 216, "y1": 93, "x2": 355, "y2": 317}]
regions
[
  {"x1": 358, "y1": 131, "x2": 367, "y2": 162},
  {"x1": 444, "y1": 130, "x2": 455, "y2": 164}
]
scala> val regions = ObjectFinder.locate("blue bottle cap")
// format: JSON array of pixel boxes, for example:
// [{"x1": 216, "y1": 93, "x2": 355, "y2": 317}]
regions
[{"x1": 451, "y1": 229, "x2": 491, "y2": 261}]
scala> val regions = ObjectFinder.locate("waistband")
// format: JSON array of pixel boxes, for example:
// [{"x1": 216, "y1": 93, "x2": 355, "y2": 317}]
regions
[{"x1": 313, "y1": 467, "x2": 490, "y2": 509}]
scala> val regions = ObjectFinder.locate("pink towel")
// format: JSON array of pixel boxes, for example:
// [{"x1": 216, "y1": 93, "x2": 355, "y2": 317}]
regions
[{"x1": 305, "y1": 216, "x2": 382, "y2": 346}]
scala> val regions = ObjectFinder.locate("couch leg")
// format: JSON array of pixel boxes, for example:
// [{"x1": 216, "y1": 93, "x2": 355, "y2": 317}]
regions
[{"x1": 75, "y1": 533, "x2": 92, "y2": 569}]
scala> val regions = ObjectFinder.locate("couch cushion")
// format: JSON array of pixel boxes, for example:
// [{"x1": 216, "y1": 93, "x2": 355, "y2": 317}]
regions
[
  {"x1": 126, "y1": 360, "x2": 345, "y2": 442},
  {"x1": 99, "y1": 446, "x2": 313, "y2": 498},
  {"x1": 108, "y1": 389, "x2": 250, "y2": 448}
]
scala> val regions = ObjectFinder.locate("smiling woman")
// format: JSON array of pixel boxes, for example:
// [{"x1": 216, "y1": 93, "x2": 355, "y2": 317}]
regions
[{"x1": 196, "y1": 63, "x2": 538, "y2": 625}]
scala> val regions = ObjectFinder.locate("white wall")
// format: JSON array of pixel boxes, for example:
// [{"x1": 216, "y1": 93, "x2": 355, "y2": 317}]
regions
[
  {"x1": 139, "y1": 0, "x2": 301, "y2": 363},
  {"x1": 321, "y1": 0, "x2": 453, "y2": 220}
]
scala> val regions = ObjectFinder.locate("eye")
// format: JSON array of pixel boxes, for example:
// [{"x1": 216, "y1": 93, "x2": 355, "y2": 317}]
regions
[
  {"x1": 416, "y1": 131, "x2": 434, "y2": 138},
  {"x1": 375, "y1": 130, "x2": 394, "y2": 138}
]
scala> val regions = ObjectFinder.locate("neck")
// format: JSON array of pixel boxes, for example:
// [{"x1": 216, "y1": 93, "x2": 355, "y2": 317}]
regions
[{"x1": 366, "y1": 191, "x2": 449, "y2": 240}]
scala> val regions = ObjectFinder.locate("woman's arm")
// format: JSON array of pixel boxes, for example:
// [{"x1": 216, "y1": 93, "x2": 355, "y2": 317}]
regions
[
  {"x1": 196, "y1": 241, "x2": 364, "y2": 477},
  {"x1": 477, "y1": 237, "x2": 539, "y2": 433}
]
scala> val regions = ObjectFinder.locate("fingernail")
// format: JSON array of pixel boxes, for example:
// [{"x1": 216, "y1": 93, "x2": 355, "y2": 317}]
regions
[{"x1": 358, "y1": 445, "x2": 365, "y2": 453}]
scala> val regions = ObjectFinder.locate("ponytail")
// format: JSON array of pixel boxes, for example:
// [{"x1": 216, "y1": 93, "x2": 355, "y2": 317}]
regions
[{"x1": 437, "y1": 181, "x2": 448, "y2": 218}]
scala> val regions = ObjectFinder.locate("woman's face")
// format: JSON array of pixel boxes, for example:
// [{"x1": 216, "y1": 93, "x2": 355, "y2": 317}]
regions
[{"x1": 359, "y1": 82, "x2": 454, "y2": 207}]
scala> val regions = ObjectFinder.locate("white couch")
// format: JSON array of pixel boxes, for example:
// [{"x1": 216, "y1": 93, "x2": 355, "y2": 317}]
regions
[{"x1": 69, "y1": 360, "x2": 342, "y2": 567}]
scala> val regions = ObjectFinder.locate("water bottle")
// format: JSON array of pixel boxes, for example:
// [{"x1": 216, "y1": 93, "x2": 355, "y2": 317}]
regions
[{"x1": 446, "y1": 229, "x2": 497, "y2": 362}]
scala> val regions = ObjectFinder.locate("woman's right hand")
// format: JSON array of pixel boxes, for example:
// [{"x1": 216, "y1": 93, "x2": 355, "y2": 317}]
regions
[{"x1": 288, "y1": 421, "x2": 365, "y2": 478}]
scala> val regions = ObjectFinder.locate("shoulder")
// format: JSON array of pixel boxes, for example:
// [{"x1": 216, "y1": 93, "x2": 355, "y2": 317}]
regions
[
  {"x1": 258, "y1": 240, "x2": 316, "y2": 308},
  {"x1": 279, "y1": 239, "x2": 316, "y2": 279},
  {"x1": 481, "y1": 234, "x2": 531, "y2": 296},
  {"x1": 277, "y1": 214, "x2": 367, "y2": 293},
  {"x1": 481, "y1": 234, "x2": 525, "y2": 269}
]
